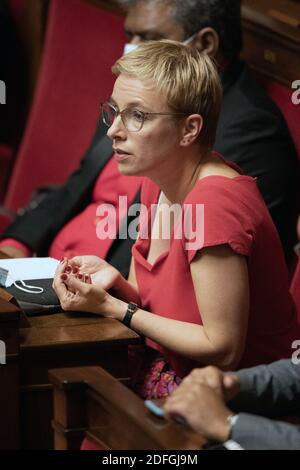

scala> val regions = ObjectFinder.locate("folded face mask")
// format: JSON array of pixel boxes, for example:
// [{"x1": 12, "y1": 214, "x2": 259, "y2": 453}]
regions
[
  {"x1": 123, "y1": 32, "x2": 197, "y2": 56},
  {"x1": 123, "y1": 42, "x2": 139, "y2": 55},
  {"x1": 12, "y1": 280, "x2": 44, "y2": 294},
  {"x1": 0, "y1": 267, "x2": 44, "y2": 294}
]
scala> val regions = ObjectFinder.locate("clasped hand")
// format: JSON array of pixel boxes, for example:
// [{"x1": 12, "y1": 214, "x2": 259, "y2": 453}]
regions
[
  {"x1": 52, "y1": 256, "x2": 121, "y2": 316},
  {"x1": 163, "y1": 366, "x2": 240, "y2": 442}
]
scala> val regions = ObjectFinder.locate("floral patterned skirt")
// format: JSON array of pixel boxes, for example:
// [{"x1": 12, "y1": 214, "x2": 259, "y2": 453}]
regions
[
  {"x1": 81, "y1": 347, "x2": 181, "y2": 450},
  {"x1": 130, "y1": 346, "x2": 182, "y2": 400}
]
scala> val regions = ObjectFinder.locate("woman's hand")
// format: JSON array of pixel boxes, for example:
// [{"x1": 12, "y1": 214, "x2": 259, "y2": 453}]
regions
[
  {"x1": 52, "y1": 260, "x2": 123, "y2": 316},
  {"x1": 67, "y1": 255, "x2": 122, "y2": 291}
]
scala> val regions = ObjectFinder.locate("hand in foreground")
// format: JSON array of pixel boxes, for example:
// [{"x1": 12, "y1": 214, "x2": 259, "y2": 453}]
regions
[
  {"x1": 52, "y1": 260, "x2": 116, "y2": 315},
  {"x1": 164, "y1": 382, "x2": 233, "y2": 442},
  {"x1": 173, "y1": 366, "x2": 240, "y2": 401},
  {"x1": 163, "y1": 366, "x2": 240, "y2": 442},
  {"x1": 66, "y1": 255, "x2": 122, "y2": 291}
]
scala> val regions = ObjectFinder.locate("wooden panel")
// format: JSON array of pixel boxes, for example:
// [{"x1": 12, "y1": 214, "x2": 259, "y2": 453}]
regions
[
  {"x1": 241, "y1": 0, "x2": 300, "y2": 84},
  {"x1": 20, "y1": 313, "x2": 138, "y2": 349},
  {"x1": 0, "y1": 251, "x2": 141, "y2": 449},
  {"x1": 17, "y1": 313, "x2": 140, "y2": 449},
  {"x1": 50, "y1": 366, "x2": 206, "y2": 450},
  {"x1": 0, "y1": 296, "x2": 141, "y2": 449},
  {"x1": 0, "y1": 300, "x2": 20, "y2": 449},
  {"x1": 0, "y1": 359, "x2": 19, "y2": 448}
]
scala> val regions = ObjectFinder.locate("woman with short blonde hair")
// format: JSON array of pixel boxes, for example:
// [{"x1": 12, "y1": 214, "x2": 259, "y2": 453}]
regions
[
  {"x1": 112, "y1": 40, "x2": 222, "y2": 148},
  {"x1": 54, "y1": 41, "x2": 299, "y2": 400}
]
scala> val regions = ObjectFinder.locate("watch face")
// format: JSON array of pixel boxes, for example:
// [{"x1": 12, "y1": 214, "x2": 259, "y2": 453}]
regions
[{"x1": 128, "y1": 302, "x2": 138, "y2": 313}]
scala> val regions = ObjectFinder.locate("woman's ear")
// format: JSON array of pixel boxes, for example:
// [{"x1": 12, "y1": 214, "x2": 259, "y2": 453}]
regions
[
  {"x1": 180, "y1": 115, "x2": 203, "y2": 147},
  {"x1": 193, "y1": 27, "x2": 220, "y2": 58}
]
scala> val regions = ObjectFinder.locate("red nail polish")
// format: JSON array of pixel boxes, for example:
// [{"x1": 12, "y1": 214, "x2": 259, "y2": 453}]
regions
[
  {"x1": 72, "y1": 267, "x2": 79, "y2": 274},
  {"x1": 61, "y1": 274, "x2": 68, "y2": 281},
  {"x1": 65, "y1": 266, "x2": 72, "y2": 273},
  {"x1": 77, "y1": 274, "x2": 83, "y2": 280}
]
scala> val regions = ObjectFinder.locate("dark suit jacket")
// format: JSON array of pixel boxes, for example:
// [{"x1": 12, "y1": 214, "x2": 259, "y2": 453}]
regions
[
  {"x1": 216, "y1": 61, "x2": 299, "y2": 265},
  {"x1": 1, "y1": 61, "x2": 299, "y2": 273},
  {"x1": 229, "y1": 359, "x2": 300, "y2": 450}
]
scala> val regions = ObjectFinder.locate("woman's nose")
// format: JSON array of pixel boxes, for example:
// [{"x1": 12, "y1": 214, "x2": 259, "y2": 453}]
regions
[{"x1": 107, "y1": 115, "x2": 126, "y2": 140}]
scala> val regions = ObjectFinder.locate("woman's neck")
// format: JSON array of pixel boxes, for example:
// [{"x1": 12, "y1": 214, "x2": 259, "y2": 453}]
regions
[{"x1": 151, "y1": 147, "x2": 211, "y2": 205}]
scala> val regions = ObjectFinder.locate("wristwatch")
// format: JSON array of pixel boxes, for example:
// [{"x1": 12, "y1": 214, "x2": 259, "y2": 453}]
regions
[{"x1": 122, "y1": 302, "x2": 138, "y2": 327}]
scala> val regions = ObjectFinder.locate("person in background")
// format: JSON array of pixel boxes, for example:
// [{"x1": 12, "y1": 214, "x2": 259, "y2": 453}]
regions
[
  {"x1": 0, "y1": 0, "x2": 298, "y2": 270},
  {"x1": 164, "y1": 359, "x2": 300, "y2": 450}
]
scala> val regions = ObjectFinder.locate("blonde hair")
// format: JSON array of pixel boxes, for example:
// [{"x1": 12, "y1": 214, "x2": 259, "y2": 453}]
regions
[{"x1": 112, "y1": 40, "x2": 222, "y2": 148}]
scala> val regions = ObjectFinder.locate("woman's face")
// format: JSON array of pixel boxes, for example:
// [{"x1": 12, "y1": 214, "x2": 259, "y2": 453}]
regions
[{"x1": 107, "y1": 74, "x2": 184, "y2": 178}]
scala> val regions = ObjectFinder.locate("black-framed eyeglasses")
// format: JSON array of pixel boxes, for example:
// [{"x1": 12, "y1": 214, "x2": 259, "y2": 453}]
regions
[{"x1": 101, "y1": 101, "x2": 188, "y2": 132}]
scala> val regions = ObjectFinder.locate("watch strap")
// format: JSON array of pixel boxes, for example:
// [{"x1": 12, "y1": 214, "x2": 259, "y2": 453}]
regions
[{"x1": 122, "y1": 302, "x2": 138, "y2": 327}]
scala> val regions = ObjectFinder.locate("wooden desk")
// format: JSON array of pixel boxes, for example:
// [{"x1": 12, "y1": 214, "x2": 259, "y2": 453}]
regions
[
  {"x1": 0, "y1": 305, "x2": 140, "y2": 449},
  {"x1": 50, "y1": 365, "x2": 206, "y2": 450}
]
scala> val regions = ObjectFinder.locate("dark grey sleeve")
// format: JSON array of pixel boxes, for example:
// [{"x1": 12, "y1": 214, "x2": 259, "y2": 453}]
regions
[
  {"x1": 229, "y1": 360, "x2": 300, "y2": 418},
  {"x1": 218, "y1": 59, "x2": 300, "y2": 265},
  {"x1": 231, "y1": 414, "x2": 300, "y2": 450}
]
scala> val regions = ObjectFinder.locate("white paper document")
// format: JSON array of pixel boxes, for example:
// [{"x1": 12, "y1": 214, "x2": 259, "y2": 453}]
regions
[{"x1": 0, "y1": 257, "x2": 60, "y2": 287}]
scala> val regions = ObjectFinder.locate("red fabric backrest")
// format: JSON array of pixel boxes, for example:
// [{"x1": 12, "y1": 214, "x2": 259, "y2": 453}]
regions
[
  {"x1": 8, "y1": 0, "x2": 26, "y2": 28},
  {"x1": 259, "y1": 78, "x2": 300, "y2": 160},
  {"x1": 0, "y1": 145, "x2": 13, "y2": 202},
  {"x1": 290, "y1": 259, "x2": 300, "y2": 323},
  {"x1": 4, "y1": 0, "x2": 126, "y2": 211}
]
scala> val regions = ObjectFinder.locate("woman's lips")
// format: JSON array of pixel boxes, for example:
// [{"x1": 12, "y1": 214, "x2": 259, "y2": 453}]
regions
[{"x1": 114, "y1": 149, "x2": 132, "y2": 161}]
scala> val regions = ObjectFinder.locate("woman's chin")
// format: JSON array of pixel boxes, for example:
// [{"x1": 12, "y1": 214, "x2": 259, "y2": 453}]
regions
[{"x1": 117, "y1": 162, "x2": 143, "y2": 177}]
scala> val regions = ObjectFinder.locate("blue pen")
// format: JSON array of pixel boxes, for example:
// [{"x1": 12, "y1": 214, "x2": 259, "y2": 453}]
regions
[
  {"x1": 145, "y1": 400, "x2": 165, "y2": 418},
  {"x1": 145, "y1": 400, "x2": 188, "y2": 426}
]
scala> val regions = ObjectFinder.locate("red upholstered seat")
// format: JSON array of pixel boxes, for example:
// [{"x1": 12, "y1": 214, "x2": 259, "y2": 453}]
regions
[
  {"x1": 8, "y1": 0, "x2": 26, "y2": 29},
  {"x1": 4, "y1": 0, "x2": 125, "y2": 212},
  {"x1": 80, "y1": 437, "x2": 100, "y2": 451},
  {"x1": 0, "y1": 145, "x2": 13, "y2": 205},
  {"x1": 260, "y1": 78, "x2": 300, "y2": 280},
  {"x1": 290, "y1": 258, "x2": 300, "y2": 323},
  {"x1": 259, "y1": 78, "x2": 300, "y2": 160}
]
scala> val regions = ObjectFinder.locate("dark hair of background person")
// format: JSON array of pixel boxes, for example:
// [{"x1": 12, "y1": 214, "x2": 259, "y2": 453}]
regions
[{"x1": 118, "y1": 0, "x2": 243, "y2": 61}]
